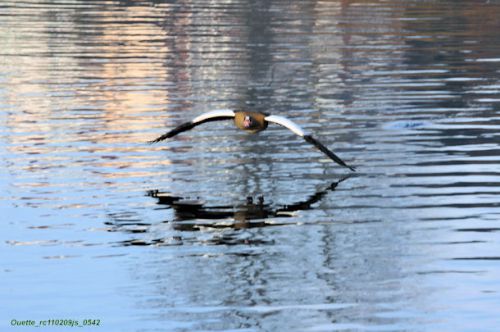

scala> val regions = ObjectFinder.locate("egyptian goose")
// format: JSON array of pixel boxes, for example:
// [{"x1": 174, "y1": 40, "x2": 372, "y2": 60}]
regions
[{"x1": 150, "y1": 109, "x2": 355, "y2": 171}]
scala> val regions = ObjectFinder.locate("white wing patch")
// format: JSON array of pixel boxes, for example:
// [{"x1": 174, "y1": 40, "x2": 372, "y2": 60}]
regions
[
  {"x1": 265, "y1": 115, "x2": 307, "y2": 137},
  {"x1": 192, "y1": 109, "x2": 235, "y2": 123}
]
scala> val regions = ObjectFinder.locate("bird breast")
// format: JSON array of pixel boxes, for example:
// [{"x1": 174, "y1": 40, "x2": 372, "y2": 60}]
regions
[{"x1": 234, "y1": 111, "x2": 268, "y2": 133}]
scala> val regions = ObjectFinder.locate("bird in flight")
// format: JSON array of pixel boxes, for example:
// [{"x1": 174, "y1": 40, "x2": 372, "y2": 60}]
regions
[{"x1": 149, "y1": 109, "x2": 355, "y2": 171}]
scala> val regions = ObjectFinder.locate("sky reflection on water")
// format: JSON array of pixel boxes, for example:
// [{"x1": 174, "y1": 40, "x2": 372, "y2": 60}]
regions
[{"x1": 1, "y1": 1, "x2": 500, "y2": 331}]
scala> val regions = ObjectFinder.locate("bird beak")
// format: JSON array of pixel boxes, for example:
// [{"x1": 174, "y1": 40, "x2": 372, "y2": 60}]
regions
[{"x1": 243, "y1": 116, "x2": 251, "y2": 128}]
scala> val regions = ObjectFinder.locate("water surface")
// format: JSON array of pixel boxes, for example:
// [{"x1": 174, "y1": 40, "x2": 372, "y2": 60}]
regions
[{"x1": 2, "y1": 1, "x2": 500, "y2": 331}]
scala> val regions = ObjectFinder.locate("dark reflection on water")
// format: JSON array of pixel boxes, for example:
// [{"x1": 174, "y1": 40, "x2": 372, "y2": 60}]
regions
[
  {"x1": 109, "y1": 177, "x2": 349, "y2": 246},
  {"x1": 2, "y1": 0, "x2": 500, "y2": 331},
  {"x1": 152, "y1": 176, "x2": 348, "y2": 223}
]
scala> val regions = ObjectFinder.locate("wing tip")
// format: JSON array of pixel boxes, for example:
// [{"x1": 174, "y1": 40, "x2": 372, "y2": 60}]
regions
[
  {"x1": 148, "y1": 138, "x2": 161, "y2": 144},
  {"x1": 148, "y1": 131, "x2": 175, "y2": 144},
  {"x1": 303, "y1": 134, "x2": 356, "y2": 171}
]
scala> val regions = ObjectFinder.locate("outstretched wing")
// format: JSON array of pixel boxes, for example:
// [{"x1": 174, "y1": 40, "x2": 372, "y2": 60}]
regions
[
  {"x1": 149, "y1": 109, "x2": 235, "y2": 143},
  {"x1": 303, "y1": 135, "x2": 356, "y2": 171},
  {"x1": 265, "y1": 115, "x2": 355, "y2": 171},
  {"x1": 264, "y1": 115, "x2": 307, "y2": 137}
]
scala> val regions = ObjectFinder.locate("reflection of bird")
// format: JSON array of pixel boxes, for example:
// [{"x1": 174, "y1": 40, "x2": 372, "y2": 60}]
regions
[
  {"x1": 148, "y1": 175, "x2": 350, "y2": 227},
  {"x1": 150, "y1": 109, "x2": 355, "y2": 171}
]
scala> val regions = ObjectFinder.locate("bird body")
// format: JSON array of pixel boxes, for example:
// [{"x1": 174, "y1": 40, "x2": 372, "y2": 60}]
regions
[
  {"x1": 150, "y1": 109, "x2": 355, "y2": 171},
  {"x1": 234, "y1": 111, "x2": 268, "y2": 133}
]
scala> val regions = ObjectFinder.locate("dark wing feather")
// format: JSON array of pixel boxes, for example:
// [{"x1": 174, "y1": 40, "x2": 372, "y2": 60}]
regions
[
  {"x1": 303, "y1": 135, "x2": 356, "y2": 172},
  {"x1": 149, "y1": 116, "x2": 233, "y2": 143}
]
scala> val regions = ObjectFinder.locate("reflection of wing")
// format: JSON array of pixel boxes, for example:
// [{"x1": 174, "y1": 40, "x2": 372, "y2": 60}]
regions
[
  {"x1": 149, "y1": 175, "x2": 351, "y2": 225},
  {"x1": 149, "y1": 109, "x2": 235, "y2": 143},
  {"x1": 277, "y1": 175, "x2": 350, "y2": 213},
  {"x1": 265, "y1": 115, "x2": 355, "y2": 171}
]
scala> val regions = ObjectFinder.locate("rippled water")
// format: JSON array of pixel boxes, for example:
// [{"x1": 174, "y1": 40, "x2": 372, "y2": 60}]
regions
[{"x1": 2, "y1": 1, "x2": 500, "y2": 331}]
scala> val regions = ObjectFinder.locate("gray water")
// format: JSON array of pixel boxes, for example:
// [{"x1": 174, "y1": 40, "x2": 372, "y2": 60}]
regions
[{"x1": 1, "y1": 1, "x2": 500, "y2": 331}]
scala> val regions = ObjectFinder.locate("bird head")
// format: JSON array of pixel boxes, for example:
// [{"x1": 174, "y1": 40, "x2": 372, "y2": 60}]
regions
[{"x1": 243, "y1": 115, "x2": 253, "y2": 128}]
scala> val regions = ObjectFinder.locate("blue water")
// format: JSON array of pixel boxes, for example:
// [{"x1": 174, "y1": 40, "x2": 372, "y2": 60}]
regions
[{"x1": 2, "y1": 1, "x2": 500, "y2": 331}]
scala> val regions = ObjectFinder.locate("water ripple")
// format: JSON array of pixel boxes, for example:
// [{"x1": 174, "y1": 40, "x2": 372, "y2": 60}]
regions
[{"x1": 2, "y1": 1, "x2": 500, "y2": 331}]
